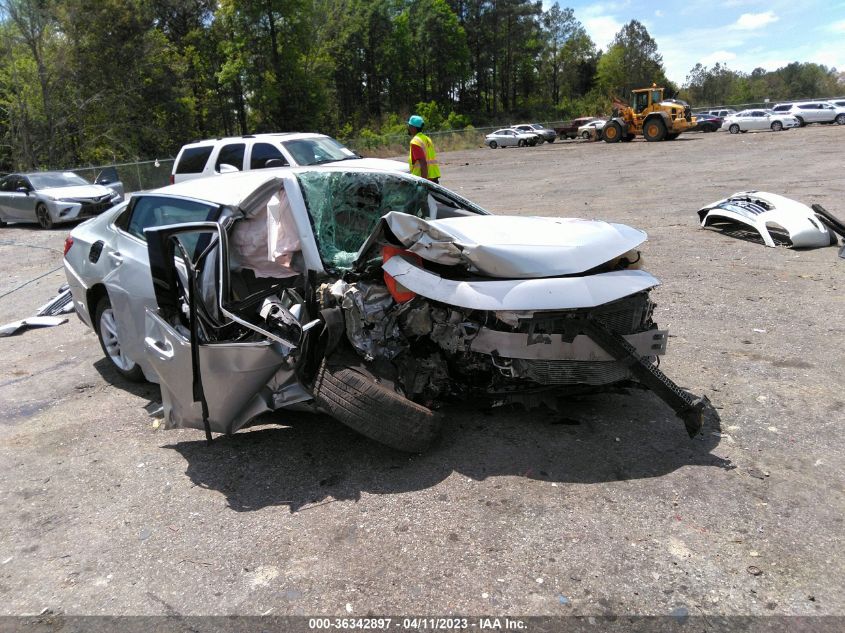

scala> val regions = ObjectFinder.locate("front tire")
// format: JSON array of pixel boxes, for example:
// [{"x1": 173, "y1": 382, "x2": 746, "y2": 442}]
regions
[
  {"x1": 581, "y1": 131, "x2": 591, "y2": 139},
  {"x1": 312, "y1": 361, "x2": 440, "y2": 453},
  {"x1": 95, "y1": 296, "x2": 145, "y2": 382},
  {"x1": 36, "y1": 203, "x2": 53, "y2": 229},
  {"x1": 518, "y1": 139, "x2": 526, "y2": 147},
  {"x1": 602, "y1": 121, "x2": 622, "y2": 143},
  {"x1": 729, "y1": 124, "x2": 740, "y2": 135},
  {"x1": 836, "y1": 113, "x2": 845, "y2": 125},
  {"x1": 489, "y1": 140, "x2": 497, "y2": 149},
  {"x1": 643, "y1": 119, "x2": 667, "y2": 142},
  {"x1": 771, "y1": 121, "x2": 783, "y2": 131}
]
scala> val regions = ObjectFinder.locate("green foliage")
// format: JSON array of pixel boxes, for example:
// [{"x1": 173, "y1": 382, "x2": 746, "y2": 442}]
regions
[{"x1": 0, "y1": 0, "x2": 841, "y2": 168}]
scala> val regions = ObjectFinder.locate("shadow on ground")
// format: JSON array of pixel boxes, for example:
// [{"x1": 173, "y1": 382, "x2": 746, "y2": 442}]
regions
[{"x1": 166, "y1": 390, "x2": 731, "y2": 512}]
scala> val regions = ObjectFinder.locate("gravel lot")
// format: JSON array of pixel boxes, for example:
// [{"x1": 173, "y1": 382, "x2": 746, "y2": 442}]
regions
[{"x1": 1, "y1": 126, "x2": 843, "y2": 621}]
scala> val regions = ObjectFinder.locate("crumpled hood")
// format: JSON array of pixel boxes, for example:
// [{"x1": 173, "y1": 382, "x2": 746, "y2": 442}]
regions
[
  {"x1": 40, "y1": 184, "x2": 114, "y2": 200},
  {"x1": 383, "y1": 212, "x2": 647, "y2": 278}
]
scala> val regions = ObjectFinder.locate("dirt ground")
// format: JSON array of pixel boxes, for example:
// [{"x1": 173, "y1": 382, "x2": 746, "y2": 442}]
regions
[{"x1": 0, "y1": 126, "x2": 843, "y2": 621}]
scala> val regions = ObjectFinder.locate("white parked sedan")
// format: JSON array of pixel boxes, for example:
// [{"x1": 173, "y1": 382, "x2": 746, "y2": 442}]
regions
[
  {"x1": 0, "y1": 171, "x2": 122, "y2": 229},
  {"x1": 577, "y1": 120, "x2": 606, "y2": 139},
  {"x1": 484, "y1": 128, "x2": 537, "y2": 148},
  {"x1": 721, "y1": 110, "x2": 799, "y2": 134}
]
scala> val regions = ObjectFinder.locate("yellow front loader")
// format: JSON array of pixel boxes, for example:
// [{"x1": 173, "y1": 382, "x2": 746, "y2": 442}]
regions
[{"x1": 602, "y1": 85, "x2": 695, "y2": 142}]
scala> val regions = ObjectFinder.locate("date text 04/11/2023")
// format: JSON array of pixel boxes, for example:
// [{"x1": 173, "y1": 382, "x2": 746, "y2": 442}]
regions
[{"x1": 307, "y1": 617, "x2": 527, "y2": 630}]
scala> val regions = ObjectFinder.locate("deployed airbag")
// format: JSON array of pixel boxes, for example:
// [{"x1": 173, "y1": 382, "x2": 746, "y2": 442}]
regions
[{"x1": 698, "y1": 191, "x2": 832, "y2": 248}]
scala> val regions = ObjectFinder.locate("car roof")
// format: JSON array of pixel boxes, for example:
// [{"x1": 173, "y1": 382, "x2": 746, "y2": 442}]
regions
[
  {"x1": 149, "y1": 166, "x2": 420, "y2": 207},
  {"x1": 181, "y1": 132, "x2": 331, "y2": 148}
]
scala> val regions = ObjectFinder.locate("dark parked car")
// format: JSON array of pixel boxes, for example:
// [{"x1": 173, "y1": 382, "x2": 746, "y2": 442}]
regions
[{"x1": 691, "y1": 113, "x2": 723, "y2": 132}]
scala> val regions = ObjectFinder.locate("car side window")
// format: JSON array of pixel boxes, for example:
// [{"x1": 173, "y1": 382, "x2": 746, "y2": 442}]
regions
[
  {"x1": 216, "y1": 143, "x2": 245, "y2": 171},
  {"x1": 175, "y1": 146, "x2": 213, "y2": 174},
  {"x1": 0, "y1": 176, "x2": 12, "y2": 192},
  {"x1": 250, "y1": 142, "x2": 288, "y2": 169},
  {"x1": 124, "y1": 196, "x2": 218, "y2": 246}
]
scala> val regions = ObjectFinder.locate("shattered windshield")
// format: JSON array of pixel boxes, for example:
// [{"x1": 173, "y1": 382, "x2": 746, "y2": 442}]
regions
[
  {"x1": 297, "y1": 171, "x2": 429, "y2": 269},
  {"x1": 281, "y1": 137, "x2": 357, "y2": 166}
]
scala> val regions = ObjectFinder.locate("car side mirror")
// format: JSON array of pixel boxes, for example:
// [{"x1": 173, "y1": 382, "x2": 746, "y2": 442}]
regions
[{"x1": 16, "y1": 186, "x2": 30, "y2": 195}]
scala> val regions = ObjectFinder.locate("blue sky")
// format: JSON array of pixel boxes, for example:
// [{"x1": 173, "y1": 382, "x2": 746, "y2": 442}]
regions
[{"x1": 544, "y1": 1, "x2": 845, "y2": 85}]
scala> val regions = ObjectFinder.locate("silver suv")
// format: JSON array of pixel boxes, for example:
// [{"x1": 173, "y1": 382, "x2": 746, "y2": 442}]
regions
[
  {"x1": 171, "y1": 132, "x2": 408, "y2": 184},
  {"x1": 770, "y1": 101, "x2": 845, "y2": 126}
]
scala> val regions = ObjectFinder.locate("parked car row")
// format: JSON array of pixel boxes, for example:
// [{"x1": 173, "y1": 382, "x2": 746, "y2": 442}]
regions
[{"x1": 484, "y1": 123, "x2": 558, "y2": 148}]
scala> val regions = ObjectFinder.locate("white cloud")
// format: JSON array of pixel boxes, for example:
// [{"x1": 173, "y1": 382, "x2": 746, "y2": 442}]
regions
[
  {"x1": 655, "y1": 10, "x2": 664, "y2": 17},
  {"x1": 731, "y1": 11, "x2": 779, "y2": 30},
  {"x1": 584, "y1": 15, "x2": 624, "y2": 50},
  {"x1": 700, "y1": 50, "x2": 738, "y2": 65}
]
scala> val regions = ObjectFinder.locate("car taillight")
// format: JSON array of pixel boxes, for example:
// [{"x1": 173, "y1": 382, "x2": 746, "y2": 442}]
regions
[
  {"x1": 63, "y1": 235, "x2": 74, "y2": 256},
  {"x1": 382, "y1": 245, "x2": 420, "y2": 303}
]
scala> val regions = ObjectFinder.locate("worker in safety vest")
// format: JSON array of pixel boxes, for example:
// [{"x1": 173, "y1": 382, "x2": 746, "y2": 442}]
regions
[{"x1": 407, "y1": 115, "x2": 440, "y2": 183}]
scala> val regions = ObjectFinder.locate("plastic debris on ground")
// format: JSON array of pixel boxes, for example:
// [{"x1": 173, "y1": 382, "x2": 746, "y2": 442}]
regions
[{"x1": 0, "y1": 284, "x2": 74, "y2": 337}]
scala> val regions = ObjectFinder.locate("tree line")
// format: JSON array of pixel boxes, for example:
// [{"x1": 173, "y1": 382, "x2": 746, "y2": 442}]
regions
[{"x1": 0, "y1": 0, "x2": 841, "y2": 171}]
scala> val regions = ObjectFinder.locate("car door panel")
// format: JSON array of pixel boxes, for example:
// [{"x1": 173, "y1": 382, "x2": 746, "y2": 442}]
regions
[
  {"x1": 144, "y1": 310, "x2": 286, "y2": 433},
  {"x1": 143, "y1": 222, "x2": 299, "y2": 435},
  {"x1": 102, "y1": 231, "x2": 156, "y2": 370}
]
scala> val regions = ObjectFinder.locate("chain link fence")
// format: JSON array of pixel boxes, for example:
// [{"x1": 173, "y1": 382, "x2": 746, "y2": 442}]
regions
[{"x1": 70, "y1": 158, "x2": 175, "y2": 194}]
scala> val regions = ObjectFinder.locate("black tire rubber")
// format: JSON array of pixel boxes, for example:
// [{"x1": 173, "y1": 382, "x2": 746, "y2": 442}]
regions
[
  {"x1": 581, "y1": 131, "x2": 590, "y2": 139},
  {"x1": 546, "y1": 137, "x2": 554, "y2": 143},
  {"x1": 729, "y1": 124, "x2": 740, "y2": 135},
  {"x1": 36, "y1": 203, "x2": 53, "y2": 229},
  {"x1": 666, "y1": 133, "x2": 680, "y2": 140},
  {"x1": 94, "y1": 296, "x2": 145, "y2": 382},
  {"x1": 643, "y1": 118, "x2": 667, "y2": 141},
  {"x1": 489, "y1": 140, "x2": 497, "y2": 149},
  {"x1": 518, "y1": 139, "x2": 526, "y2": 147},
  {"x1": 312, "y1": 362, "x2": 440, "y2": 452},
  {"x1": 602, "y1": 121, "x2": 622, "y2": 143},
  {"x1": 836, "y1": 113, "x2": 845, "y2": 125},
  {"x1": 795, "y1": 116, "x2": 805, "y2": 127},
  {"x1": 771, "y1": 121, "x2": 783, "y2": 131},
  {"x1": 624, "y1": 133, "x2": 636, "y2": 142}
]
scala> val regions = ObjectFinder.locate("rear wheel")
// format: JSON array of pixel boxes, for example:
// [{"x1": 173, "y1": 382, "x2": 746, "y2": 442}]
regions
[
  {"x1": 836, "y1": 113, "x2": 845, "y2": 125},
  {"x1": 771, "y1": 120, "x2": 783, "y2": 131},
  {"x1": 546, "y1": 137, "x2": 554, "y2": 143},
  {"x1": 518, "y1": 139, "x2": 526, "y2": 147},
  {"x1": 488, "y1": 140, "x2": 497, "y2": 149},
  {"x1": 602, "y1": 121, "x2": 622, "y2": 143},
  {"x1": 795, "y1": 116, "x2": 806, "y2": 127},
  {"x1": 729, "y1": 124, "x2": 740, "y2": 135},
  {"x1": 36, "y1": 203, "x2": 53, "y2": 229},
  {"x1": 95, "y1": 296, "x2": 145, "y2": 382},
  {"x1": 581, "y1": 130, "x2": 591, "y2": 139},
  {"x1": 312, "y1": 361, "x2": 440, "y2": 453},
  {"x1": 643, "y1": 119, "x2": 667, "y2": 142}
]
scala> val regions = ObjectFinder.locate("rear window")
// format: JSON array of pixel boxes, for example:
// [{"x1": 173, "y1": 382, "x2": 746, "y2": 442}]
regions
[
  {"x1": 125, "y1": 195, "x2": 218, "y2": 254},
  {"x1": 772, "y1": 105, "x2": 790, "y2": 112},
  {"x1": 175, "y1": 146, "x2": 213, "y2": 174}
]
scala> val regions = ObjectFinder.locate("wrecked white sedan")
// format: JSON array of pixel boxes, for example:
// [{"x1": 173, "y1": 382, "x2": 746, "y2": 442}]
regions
[{"x1": 64, "y1": 168, "x2": 706, "y2": 451}]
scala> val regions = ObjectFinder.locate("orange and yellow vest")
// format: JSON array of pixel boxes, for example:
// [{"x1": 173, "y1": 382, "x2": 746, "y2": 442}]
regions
[{"x1": 409, "y1": 133, "x2": 441, "y2": 180}]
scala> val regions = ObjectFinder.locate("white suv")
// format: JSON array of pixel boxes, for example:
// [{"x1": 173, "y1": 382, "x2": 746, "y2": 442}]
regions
[
  {"x1": 770, "y1": 101, "x2": 845, "y2": 126},
  {"x1": 171, "y1": 132, "x2": 408, "y2": 183}
]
